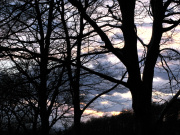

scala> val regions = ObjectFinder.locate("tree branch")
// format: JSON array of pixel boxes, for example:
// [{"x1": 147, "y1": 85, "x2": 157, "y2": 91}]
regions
[
  {"x1": 79, "y1": 65, "x2": 129, "y2": 88},
  {"x1": 81, "y1": 83, "x2": 119, "y2": 114}
]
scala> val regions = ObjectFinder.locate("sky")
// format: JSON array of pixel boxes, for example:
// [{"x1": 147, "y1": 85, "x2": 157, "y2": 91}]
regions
[
  {"x1": 0, "y1": 0, "x2": 179, "y2": 130},
  {"x1": 79, "y1": 22, "x2": 180, "y2": 121},
  {"x1": 53, "y1": 16, "x2": 180, "y2": 129}
]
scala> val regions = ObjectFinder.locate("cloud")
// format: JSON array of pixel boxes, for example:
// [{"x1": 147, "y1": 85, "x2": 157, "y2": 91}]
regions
[
  {"x1": 79, "y1": 24, "x2": 180, "y2": 119},
  {"x1": 79, "y1": 91, "x2": 132, "y2": 122},
  {"x1": 90, "y1": 91, "x2": 132, "y2": 112},
  {"x1": 152, "y1": 90, "x2": 175, "y2": 103}
]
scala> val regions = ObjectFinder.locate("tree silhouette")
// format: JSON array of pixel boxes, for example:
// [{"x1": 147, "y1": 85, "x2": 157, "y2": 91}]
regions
[
  {"x1": 0, "y1": 1, "x2": 72, "y2": 135},
  {"x1": 0, "y1": 1, "x2": 179, "y2": 135},
  {"x1": 0, "y1": 1, "x2": 118, "y2": 135},
  {"x1": 68, "y1": 0, "x2": 180, "y2": 134},
  {"x1": 0, "y1": 71, "x2": 41, "y2": 135}
]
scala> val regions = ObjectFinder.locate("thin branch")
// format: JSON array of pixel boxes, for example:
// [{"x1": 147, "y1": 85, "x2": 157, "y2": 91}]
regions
[
  {"x1": 79, "y1": 65, "x2": 129, "y2": 88},
  {"x1": 158, "y1": 89, "x2": 180, "y2": 123},
  {"x1": 160, "y1": 48, "x2": 180, "y2": 55},
  {"x1": 162, "y1": 19, "x2": 180, "y2": 32},
  {"x1": 81, "y1": 83, "x2": 119, "y2": 114}
]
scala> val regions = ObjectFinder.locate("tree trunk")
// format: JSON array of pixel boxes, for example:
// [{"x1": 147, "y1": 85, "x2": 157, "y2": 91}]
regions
[
  {"x1": 131, "y1": 84, "x2": 153, "y2": 135},
  {"x1": 73, "y1": 108, "x2": 81, "y2": 135},
  {"x1": 40, "y1": 114, "x2": 49, "y2": 135},
  {"x1": 39, "y1": 89, "x2": 49, "y2": 135},
  {"x1": 73, "y1": 12, "x2": 83, "y2": 135},
  {"x1": 39, "y1": 56, "x2": 49, "y2": 135},
  {"x1": 68, "y1": 1, "x2": 164, "y2": 135},
  {"x1": 73, "y1": 86, "x2": 82, "y2": 135}
]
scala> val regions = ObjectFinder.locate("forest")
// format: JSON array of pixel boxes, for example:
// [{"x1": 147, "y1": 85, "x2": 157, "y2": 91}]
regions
[{"x1": 0, "y1": 0, "x2": 179, "y2": 135}]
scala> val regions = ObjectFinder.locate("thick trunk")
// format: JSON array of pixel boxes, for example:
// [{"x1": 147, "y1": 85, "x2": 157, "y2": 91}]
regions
[
  {"x1": 118, "y1": 1, "x2": 154, "y2": 134},
  {"x1": 74, "y1": 109, "x2": 81, "y2": 135},
  {"x1": 68, "y1": 1, "x2": 163, "y2": 135},
  {"x1": 131, "y1": 84, "x2": 153, "y2": 135},
  {"x1": 40, "y1": 114, "x2": 49, "y2": 135}
]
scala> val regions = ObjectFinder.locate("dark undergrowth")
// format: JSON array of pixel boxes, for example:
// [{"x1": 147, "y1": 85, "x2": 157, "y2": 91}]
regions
[
  {"x1": 63, "y1": 103, "x2": 180, "y2": 135},
  {"x1": 1, "y1": 103, "x2": 180, "y2": 135}
]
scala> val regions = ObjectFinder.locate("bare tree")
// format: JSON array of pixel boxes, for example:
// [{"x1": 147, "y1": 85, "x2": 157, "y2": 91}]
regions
[
  {"x1": 0, "y1": 70, "x2": 41, "y2": 135},
  {"x1": 1, "y1": 1, "x2": 179, "y2": 135},
  {"x1": 0, "y1": 1, "x2": 72, "y2": 135},
  {"x1": 67, "y1": 0, "x2": 180, "y2": 134}
]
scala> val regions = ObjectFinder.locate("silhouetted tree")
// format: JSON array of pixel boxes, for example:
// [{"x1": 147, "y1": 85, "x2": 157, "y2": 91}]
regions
[
  {"x1": 0, "y1": 1, "x2": 72, "y2": 135},
  {"x1": 53, "y1": 2, "x2": 124, "y2": 135},
  {"x1": 64, "y1": 109, "x2": 134, "y2": 135},
  {"x1": 0, "y1": 1, "x2": 116, "y2": 135},
  {"x1": 1, "y1": 1, "x2": 179, "y2": 135},
  {"x1": 67, "y1": 0, "x2": 180, "y2": 134},
  {"x1": 0, "y1": 71, "x2": 41, "y2": 135}
]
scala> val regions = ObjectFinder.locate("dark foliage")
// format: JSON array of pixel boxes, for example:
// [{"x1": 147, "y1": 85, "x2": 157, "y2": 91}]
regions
[
  {"x1": 63, "y1": 103, "x2": 180, "y2": 135},
  {"x1": 63, "y1": 110, "x2": 134, "y2": 135},
  {"x1": 1, "y1": 103, "x2": 180, "y2": 135}
]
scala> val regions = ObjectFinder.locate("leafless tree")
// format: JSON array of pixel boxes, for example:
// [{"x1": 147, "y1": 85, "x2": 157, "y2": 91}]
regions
[
  {"x1": 67, "y1": 0, "x2": 180, "y2": 134},
  {"x1": 0, "y1": 1, "x2": 72, "y2": 135}
]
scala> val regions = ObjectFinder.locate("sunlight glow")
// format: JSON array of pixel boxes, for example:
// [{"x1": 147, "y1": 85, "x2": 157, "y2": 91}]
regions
[
  {"x1": 152, "y1": 90, "x2": 173, "y2": 103},
  {"x1": 84, "y1": 109, "x2": 104, "y2": 117},
  {"x1": 111, "y1": 111, "x2": 121, "y2": 116},
  {"x1": 153, "y1": 77, "x2": 163, "y2": 82}
]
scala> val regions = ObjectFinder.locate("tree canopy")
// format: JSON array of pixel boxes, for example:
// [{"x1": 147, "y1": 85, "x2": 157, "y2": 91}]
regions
[{"x1": 0, "y1": 0, "x2": 179, "y2": 135}]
